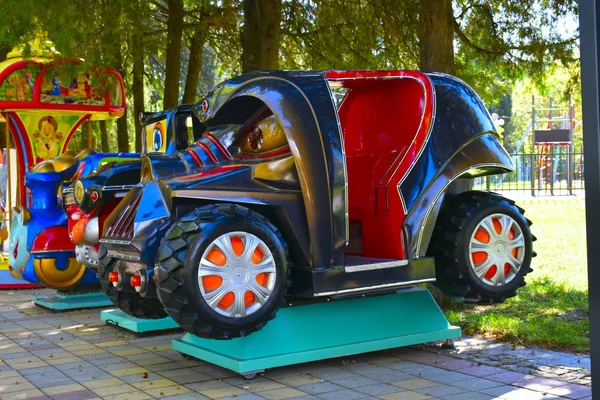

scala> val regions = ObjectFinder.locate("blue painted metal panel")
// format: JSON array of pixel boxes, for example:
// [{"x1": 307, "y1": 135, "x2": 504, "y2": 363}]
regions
[
  {"x1": 101, "y1": 309, "x2": 179, "y2": 333},
  {"x1": 34, "y1": 291, "x2": 113, "y2": 310}
]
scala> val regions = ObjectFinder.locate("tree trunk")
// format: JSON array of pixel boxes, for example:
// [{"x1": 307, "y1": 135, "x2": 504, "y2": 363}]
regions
[
  {"x1": 182, "y1": 28, "x2": 206, "y2": 104},
  {"x1": 113, "y1": 45, "x2": 130, "y2": 153},
  {"x1": 242, "y1": 0, "x2": 282, "y2": 73},
  {"x1": 164, "y1": 0, "x2": 185, "y2": 109},
  {"x1": 116, "y1": 109, "x2": 129, "y2": 153},
  {"x1": 419, "y1": 0, "x2": 454, "y2": 74},
  {"x1": 99, "y1": 120, "x2": 109, "y2": 152},
  {"x1": 132, "y1": 32, "x2": 145, "y2": 152},
  {"x1": 420, "y1": 0, "x2": 454, "y2": 305}
]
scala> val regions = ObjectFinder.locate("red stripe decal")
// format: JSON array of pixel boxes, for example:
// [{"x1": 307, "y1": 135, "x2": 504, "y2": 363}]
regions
[
  {"x1": 196, "y1": 141, "x2": 218, "y2": 163},
  {"x1": 186, "y1": 148, "x2": 204, "y2": 167},
  {"x1": 0, "y1": 283, "x2": 45, "y2": 289},
  {"x1": 204, "y1": 134, "x2": 232, "y2": 159}
]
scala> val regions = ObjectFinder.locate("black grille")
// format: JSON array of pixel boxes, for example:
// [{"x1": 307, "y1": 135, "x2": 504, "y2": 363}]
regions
[{"x1": 103, "y1": 189, "x2": 143, "y2": 241}]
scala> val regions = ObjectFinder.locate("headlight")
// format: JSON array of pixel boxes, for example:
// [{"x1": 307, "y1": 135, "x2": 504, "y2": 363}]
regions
[{"x1": 74, "y1": 180, "x2": 85, "y2": 204}]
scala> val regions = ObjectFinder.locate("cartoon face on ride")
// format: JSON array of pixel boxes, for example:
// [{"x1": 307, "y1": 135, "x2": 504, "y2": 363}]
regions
[
  {"x1": 148, "y1": 122, "x2": 165, "y2": 152},
  {"x1": 96, "y1": 70, "x2": 534, "y2": 339},
  {"x1": 153, "y1": 126, "x2": 163, "y2": 151}
]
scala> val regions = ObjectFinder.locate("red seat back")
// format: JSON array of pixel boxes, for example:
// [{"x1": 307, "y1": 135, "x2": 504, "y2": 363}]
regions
[{"x1": 337, "y1": 78, "x2": 426, "y2": 258}]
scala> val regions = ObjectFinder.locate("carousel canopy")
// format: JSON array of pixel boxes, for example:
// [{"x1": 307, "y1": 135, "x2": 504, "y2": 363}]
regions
[{"x1": 0, "y1": 39, "x2": 125, "y2": 119}]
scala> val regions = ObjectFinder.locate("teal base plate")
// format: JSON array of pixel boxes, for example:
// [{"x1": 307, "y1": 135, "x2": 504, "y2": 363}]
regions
[
  {"x1": 101, "y1": 309, "x2": 180, "y2": 333},
  {"x1": 173, "y1": 288, "x2": 461, "y2": 374},
  {"x1": 34, "y1": 291, "x2": 113, "y2": 310}
]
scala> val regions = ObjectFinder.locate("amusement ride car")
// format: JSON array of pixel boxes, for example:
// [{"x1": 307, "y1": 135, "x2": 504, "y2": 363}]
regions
[
  {"x1": 74, "y1": 70, "x2": 534, "y2": 339},
  {"x1": 64, "y1": 104, "x2": 203, "y2": 316}
]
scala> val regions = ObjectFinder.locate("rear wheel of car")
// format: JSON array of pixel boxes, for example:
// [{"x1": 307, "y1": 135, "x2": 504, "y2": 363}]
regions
[
  {"x1": 156, "y1": 204, "x2": 290, "y2": 339},
  {"x1": 98, "y1": 247, "x2": 168, "y2": 319},
  {"x1": 429, "y1": 191, "x2": 535, "y2": 304}
]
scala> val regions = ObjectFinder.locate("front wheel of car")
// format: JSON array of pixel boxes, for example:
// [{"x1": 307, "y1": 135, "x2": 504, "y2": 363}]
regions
[
  {"x1": 429, "y1": 191, "x2": 535, "y2": 304},
  {"x1": 156, "y1": 204, "x2": 290, "y2": 339}
]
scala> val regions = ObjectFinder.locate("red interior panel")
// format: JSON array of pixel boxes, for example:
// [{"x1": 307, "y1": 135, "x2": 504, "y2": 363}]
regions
[{"x1": 334, "y1": 75, "x2": 431, "y2": 259}]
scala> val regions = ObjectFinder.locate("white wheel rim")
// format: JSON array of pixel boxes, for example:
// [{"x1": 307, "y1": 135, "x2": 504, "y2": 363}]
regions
[
  {"x1": 198, "y1": 231, "x2": 276, "y2": 318},
  {"x1": 468, "y1": 213, "x2": 525, "y2": 287}
]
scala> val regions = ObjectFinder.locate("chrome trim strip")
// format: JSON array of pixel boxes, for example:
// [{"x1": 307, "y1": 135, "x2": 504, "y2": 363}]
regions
[
  {"x1": 106, "y1": 249, "x2": 140, "y2": 260},
  {"x1": 394, "y1": 74, "x2": 436, "y2": 215},
  {"x1": 100, "y1": 238, "x2": 133, "y2": 245},
  {"x1": 172, "y1": 189, "x2": 268, "y2": 204},
  {"x1": 176, "y1": 151, "x2": 192, "y2": 172},
  {"x1": 314, "y1": 278, "x2": 436, "y2": 297},
  {"x1": 415, "y1": 161, "x2": 511, "y2": 256},
  {"x1": 100, "y1": 185, "x2": 136, "y2": 191},
  {"x1": 344, "y1": 259, "x2": 408, "y2": 273},
  {"x1": 326, "y1": 80, "x2": 349, "y2": 246},
  {"x1": 105, "y1": 189, "x2": 142, "y2": 238}
]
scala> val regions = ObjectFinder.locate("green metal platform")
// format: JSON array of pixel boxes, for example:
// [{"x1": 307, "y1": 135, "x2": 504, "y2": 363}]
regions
[
  {"x1": 101, "y1": 309, "x2": 180, "y2": 333},
  {"x1": 172, "y1": 288, "x2": 461, "y2": 375},
  {"x1": 34, "y1": 291, "x2": 113, "y2": 310}
]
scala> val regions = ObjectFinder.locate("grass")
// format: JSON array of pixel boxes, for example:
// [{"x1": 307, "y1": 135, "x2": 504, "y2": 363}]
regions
[{"x1": 443, "y1": 198, "x2": 590, "y2": 353}]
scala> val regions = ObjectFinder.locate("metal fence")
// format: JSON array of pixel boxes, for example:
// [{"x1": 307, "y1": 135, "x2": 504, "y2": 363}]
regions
[{"x1": 473, "y1": 151, "x2": 585, "y2": 197}]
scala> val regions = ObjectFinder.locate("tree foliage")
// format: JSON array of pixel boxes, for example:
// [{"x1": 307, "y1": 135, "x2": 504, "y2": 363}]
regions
[{"x1": 0, "y1": 0, "x2": 580, "y2": 152}]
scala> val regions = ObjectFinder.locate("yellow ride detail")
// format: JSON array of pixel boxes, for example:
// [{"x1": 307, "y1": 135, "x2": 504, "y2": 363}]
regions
[{"x1": 33, "y1": 257, "x2": 87, "y2": 290}]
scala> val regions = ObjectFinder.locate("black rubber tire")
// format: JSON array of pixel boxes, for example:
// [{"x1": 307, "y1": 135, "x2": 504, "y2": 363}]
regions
[
  {"x1": 429, "y1": 191, "x2": 536, "y2": 304},
  {"x1": 155, "y1": 203, "x2": 290, "y2": 339},
  {"x1": 97, "y1": 246, "x2": 168, "y2": 319}
]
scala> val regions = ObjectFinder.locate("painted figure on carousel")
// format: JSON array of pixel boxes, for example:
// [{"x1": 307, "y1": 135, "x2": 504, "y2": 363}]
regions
[{"x1": 33, "y1": 116, "x2": 63, "y2": 162}]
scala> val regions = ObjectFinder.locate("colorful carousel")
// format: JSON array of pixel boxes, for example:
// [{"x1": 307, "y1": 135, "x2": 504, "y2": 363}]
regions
[{"x1": 0, "y1": 38, "x2": 127, "y2": 296}]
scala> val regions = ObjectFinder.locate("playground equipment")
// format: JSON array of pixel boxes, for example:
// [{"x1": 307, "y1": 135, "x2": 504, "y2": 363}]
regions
[
  {"x1": 0, "y1": 38, "x2": 130, "y2": 295},
  {"x1": 531, "y1": 96, "x2": 576, "y2": 195},
  {"x1": 510, "y1": 96, "x2": 578, "y2": 196}
]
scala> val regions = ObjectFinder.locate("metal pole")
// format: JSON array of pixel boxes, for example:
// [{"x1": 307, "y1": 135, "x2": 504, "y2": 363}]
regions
[
  {"x1": 569, "y1": 95, "x2": 574, "y2": 195},
  {"x1": 579, "y1": 0, "x2": 600, "y2": 395},
  {"x1": 549, "y1": 97, "x2": 553, "y2": 129},
  {"x1": 5, "y1": 116, "x2": 10, "y2": 223},
  {"x1": 531, "y1": 96, "x2": 536, "y2": 196},
  {"x1": 546, "y1": 144, "x2": 555, "y2": 196},
  {"x1": 546, "y1": 99, "x2": 552, "y2": 195},
  {"x1": 87, "y1": 119, "x2": 92, "y2": 149},
  {"x1": 552, "y1": 144, "x2": 562, "y2": 190}
]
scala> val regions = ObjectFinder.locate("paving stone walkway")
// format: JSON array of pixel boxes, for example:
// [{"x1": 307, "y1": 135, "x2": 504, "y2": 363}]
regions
[{"x1": 0, "y1": 289, "x2": 592, "y2": 400}]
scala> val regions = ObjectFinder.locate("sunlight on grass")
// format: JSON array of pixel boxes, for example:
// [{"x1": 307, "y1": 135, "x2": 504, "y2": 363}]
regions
[{"x1": 444, "y1": 198, "x2": 589, "y2": 352}]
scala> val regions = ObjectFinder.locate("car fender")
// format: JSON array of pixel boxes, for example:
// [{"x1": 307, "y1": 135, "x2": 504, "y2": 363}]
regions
[{"x1": 403, "y1": 132, "x2": 513, "y2": 259}]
